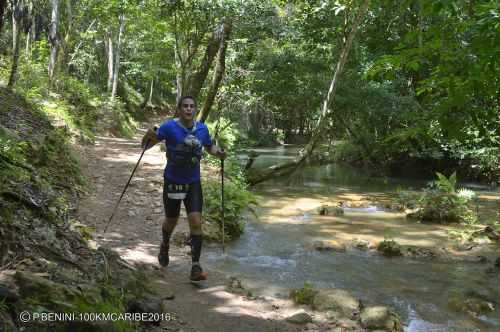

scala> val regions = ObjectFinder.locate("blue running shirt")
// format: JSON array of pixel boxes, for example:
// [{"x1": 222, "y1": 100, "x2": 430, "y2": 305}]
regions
[{"x1": 156, "y1": 119, "x2": 212, "y2": 184}]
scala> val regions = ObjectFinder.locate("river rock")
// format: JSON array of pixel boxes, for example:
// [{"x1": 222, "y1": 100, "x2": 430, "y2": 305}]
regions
[
  {"x1": 318, "y1": 205, "x2": 344, "y2": 216},
  {"x1": 360, "y1": 306, "x2": 403, "y2": 332},
  {"x1": 312, "y1": 289, "x2": 361, "y2": 317},
  {"x1": 448, "y1": 291, "x2": 496, "y2": 316},
  {"x1": 312, "y1": 240, "x2": 346, "y2": 252},
  {"x1": 336, "y1": 318, "x2": 363, "y2": 331},
  {"x1": 305, "y1": 322, "x2": 319, "y2": 331},
  {"x1": 226, "y1": 276, "x2": 246, "y2": 294},
  {"x1": 286, "y1": 310, "x2": 313, "y2": 324},
  {"x1": 404, "y1": 246, "x2": 436, "y2": 259},
  {"x1": 353, "y1": 239, "x2": 374, "y2": 251},
  {"x1": 495, "y1": 257, "x2": 500, "y2": 268},
  {"x1": 172, "y1": 232, "x2": 190, "y2": 247}
]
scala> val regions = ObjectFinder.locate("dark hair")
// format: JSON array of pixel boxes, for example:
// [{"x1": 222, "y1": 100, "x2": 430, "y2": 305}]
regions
[{"x1": 177, "y1": 95, "x2": 196, "y2": 109}]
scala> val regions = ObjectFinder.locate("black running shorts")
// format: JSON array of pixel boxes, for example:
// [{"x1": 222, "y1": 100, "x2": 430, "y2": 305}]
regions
[{"x1": 162, "y1": 180, "x2": 203, "y2": 218}]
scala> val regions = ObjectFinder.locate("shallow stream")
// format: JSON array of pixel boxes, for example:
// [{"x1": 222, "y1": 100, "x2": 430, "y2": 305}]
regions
[{"x1": 206, "y1": 147, "x2": 500, "y2": 332}]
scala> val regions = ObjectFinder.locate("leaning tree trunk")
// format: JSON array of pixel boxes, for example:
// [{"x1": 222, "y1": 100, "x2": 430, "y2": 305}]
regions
[
  {"x1": 247, "y1": 0, "x2": 371, "y2": 186},
  {"x1": 7, "y1": 0, "x2": 23, "y2": 88},
  {"x1": 198, "y1": 21, "x2": 232, "y2": 123},
  {"x1": 185, "y1": 26, "x2": 222, "y2": 100},
  {"x1": 110, "y1": 13, "x2": 125, "y2": 101},
  {"x1": 48, "y1": 0, "x2": 59, "y2": 82}
]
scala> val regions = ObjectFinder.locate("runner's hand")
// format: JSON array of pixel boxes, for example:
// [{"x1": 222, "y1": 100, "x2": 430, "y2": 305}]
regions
[
  {"x1": 217, "y1": 148, "x2": 227, "y2": 160},
  {"x1": 141, "y1": 128, "x2": 157, "y2": 150}
]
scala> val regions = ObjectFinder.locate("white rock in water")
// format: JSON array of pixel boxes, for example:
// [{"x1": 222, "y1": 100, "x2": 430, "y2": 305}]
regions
[
  {"x1": 360, "y1": 306, "x2": 403, "y2": 332},
  {"x1": 313, "y1": 289, "x2": 360, "y2": 316}
]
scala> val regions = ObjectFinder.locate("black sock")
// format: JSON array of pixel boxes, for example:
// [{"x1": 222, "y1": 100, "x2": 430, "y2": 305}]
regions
[
  {"x1": 162, "y1": 228, "x2": 172, "y2": 246},
  {"x1": 190, "y1": 234, "x2": 202, "y2": 263}
]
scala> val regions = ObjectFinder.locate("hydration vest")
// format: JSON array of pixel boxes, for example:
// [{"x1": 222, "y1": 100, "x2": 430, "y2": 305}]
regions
[{"x1": 166, "y1": 120, "x2": 203, "y2": 168}]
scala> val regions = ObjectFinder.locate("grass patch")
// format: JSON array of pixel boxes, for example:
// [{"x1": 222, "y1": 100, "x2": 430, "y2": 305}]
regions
[{"x1": 290, "y1": 282, "x2": 317, "y2": 305}]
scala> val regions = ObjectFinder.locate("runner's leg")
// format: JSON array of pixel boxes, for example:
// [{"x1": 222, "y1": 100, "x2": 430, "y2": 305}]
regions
[
  {"x1": 185, "y1": 182, "x2": 205, "y2": 280},
  {"x1": 159, "y1": 181, "x2": 182, "y2": 267}
]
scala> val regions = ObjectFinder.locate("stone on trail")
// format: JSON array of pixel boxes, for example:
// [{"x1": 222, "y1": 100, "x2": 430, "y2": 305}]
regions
[
  {"x1": 286, "y1": 310, "x2": 313, "y2": 324},
  {"x1": 126, "y1": 296, "x2": 164, "y2": 325},
  {"x1": 0, "y1": 284, "x2": 19, "y2": 303}
]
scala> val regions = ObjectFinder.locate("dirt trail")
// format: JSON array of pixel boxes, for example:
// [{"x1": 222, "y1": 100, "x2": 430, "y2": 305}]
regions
[{"x1": 75, "y1": 123, "x2": 305, "y2": 332}]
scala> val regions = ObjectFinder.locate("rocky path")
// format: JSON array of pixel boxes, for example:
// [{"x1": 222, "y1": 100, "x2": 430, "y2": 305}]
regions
[{"x1": 75, "y1": 124, "x2": 310, "y2": 332}]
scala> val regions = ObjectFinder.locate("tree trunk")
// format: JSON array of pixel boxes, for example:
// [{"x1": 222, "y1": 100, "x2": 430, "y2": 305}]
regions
[
  {"x1": 111, "y1": 13, "x2": 125, "y2": 101},
  {"x1": 247, "y1": 0, "x2": 370, "y2": 186},
  {"x1": 105, "y1": 32, "x2": 114, "y2": 92},
  {"x1": 0, "y1": 0, "x2": 7, "y2": 33},
  {"x1": 24, "y1": 0, "x2": 33, "y2": 55},
  {"x1": 58, "y1": 0, "x2": 73, "y2": 72},
  {"x1": 173, "y1": 11, "x2": 184, "y2": 104},
  {"x1": 185, "y1": 27, "x2": 221, "y2": 100},
  {"x1": 48, "y1": 0, "x2": 59, "y2": 81},
  {"x1": 198, "y1": 21, "x2": 232, "y2": 123},
  {"x1": 148, "y1": 77, "x2": 154, "y2": 104},
  {"x1": 8, "y1": 0, "x2": 23, "y2": 88}
]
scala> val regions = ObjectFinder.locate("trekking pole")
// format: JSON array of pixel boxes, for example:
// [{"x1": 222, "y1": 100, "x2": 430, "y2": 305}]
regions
[
  {"x1": 221, "y1": 154, "x2": 225, "y2": 253},
  {"x1": 104, "y1": 134, "x2": 153, "y2": 233}
]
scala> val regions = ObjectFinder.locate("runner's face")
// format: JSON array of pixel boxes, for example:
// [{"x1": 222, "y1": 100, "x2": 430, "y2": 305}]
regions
[{"x1": 179, "y1": 98, "x2": 196, "y2": 122}]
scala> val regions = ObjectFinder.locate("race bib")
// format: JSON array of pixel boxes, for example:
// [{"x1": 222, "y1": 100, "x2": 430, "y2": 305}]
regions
[{"x1": 166, "y1": 183, "x2": 190, "y2": 200}]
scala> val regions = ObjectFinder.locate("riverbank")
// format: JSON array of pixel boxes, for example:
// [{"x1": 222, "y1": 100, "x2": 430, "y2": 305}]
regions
[{"x1": 75, "y1": 123, "x2": 405, "y2": 332}]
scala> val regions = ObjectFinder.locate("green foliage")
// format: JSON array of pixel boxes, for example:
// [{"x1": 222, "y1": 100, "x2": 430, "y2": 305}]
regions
[
  {"x1": 203, "y1": 173, "x2": 256, "y2": 240},
  {"x1": 377, "y1": 239, "x2": 402, "y2": 257},
  {"x1": 206, "y1": 117, "x2": 239, "y2": 150},
  {"x1": 0, "y1": 134, "x2": 27, "y2": 166},
  {"x1": 0, "y1": 298, "x2": 8, "y2": 313},
  {"x1": 393, "y1": 189, "x2": 420, "y2": 211},
  {"x1": 290, "y1": 282, "x2": 317, "y2": 305},
  {"x1": 434, "y1": 172, "x2": 457, "y2": 194},
  {"x1": 412, "y1": 172, "x2": 478, "y2": 224},
  {"x1": 73, "y1": 292, "x2": 133, "y2": 332},
  {"x1": 32, "y1": 128, "x2": 84, "y2": 186},
  {"x1": 364, "y1": 1, "x2": 500, "y2": 182}
]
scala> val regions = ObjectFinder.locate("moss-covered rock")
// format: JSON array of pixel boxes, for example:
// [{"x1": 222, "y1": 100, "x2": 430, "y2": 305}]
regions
[
  {"x1": 377, "y1": 240, "x2": 402, "y2": 257},
  {"x1": 15, "y1": 271, "x2": 79, "y2": 306}
]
